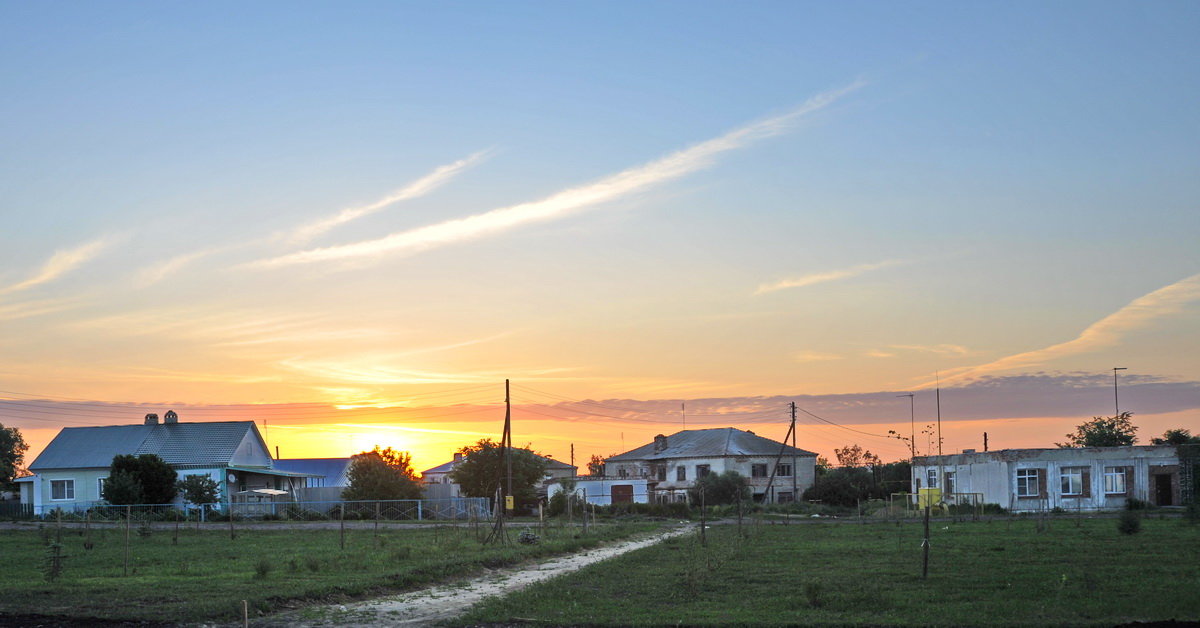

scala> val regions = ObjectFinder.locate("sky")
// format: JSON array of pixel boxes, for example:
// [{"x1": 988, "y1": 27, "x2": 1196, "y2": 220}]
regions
[{"x1": 2, "y1": 2, "x2": 1198, "y2": 474}]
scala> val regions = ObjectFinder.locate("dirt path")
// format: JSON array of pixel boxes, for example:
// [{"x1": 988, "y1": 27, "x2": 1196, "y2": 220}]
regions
[{"x1": 263, "y1": 524, "x2": 692, "y2": 627}]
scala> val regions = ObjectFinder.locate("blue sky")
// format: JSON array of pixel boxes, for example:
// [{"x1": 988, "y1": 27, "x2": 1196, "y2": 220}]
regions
[{"x1": 2, "y1": 2, "x2": 1198, "y2": 465}]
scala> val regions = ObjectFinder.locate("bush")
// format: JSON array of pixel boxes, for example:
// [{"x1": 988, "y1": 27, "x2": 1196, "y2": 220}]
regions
[
  {"x1": 1125, "y1": 498, "x2": 1152, "y2": 511},
  {"x1": 1117, "y1": 510, "x2": 1141, "y2": 535}
]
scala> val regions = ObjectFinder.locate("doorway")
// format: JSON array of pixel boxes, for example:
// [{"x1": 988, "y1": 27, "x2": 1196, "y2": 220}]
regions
[{"x1": 1154, "y1": 474, "x2": 1174, "y2": 506}]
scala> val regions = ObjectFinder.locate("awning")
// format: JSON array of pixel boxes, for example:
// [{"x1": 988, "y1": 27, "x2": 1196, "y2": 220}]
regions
[
  {"x1": 226, "y1": 466, "x2": 322, "y2": 478},
  {"x1": 237, "y1": 488, "x2": 289, "y2": 496}
]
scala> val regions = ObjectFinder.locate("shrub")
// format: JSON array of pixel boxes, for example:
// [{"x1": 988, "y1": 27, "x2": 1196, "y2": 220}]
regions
[
  {"x1": 254, "y1": 558, "x2": 272, "y2": 579},
  {"x1": 1125, "y1": 498, "x2": 1152, "y2": 511},
  {"x1": 1117, "y1": 510, "x2": 1141, "y2": 535}
]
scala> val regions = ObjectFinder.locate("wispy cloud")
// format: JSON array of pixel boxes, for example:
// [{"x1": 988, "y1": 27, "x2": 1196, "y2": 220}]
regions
[
  {"x1": 796, "y1": 351, "x2": 843, "y2": 362},
  {"x1": 935, "y1": 272, "x2": 1200, "y2": 386},
  {"x1": 251, "y1": 82, "x2": 865, "y2": 270},
  {"x1": 890, "y1": 344, "x2": 970, "y2": 356},
  {"x1": 283, "y1": 151, "x2": 490, "y2": 245},
  {"x1": 0, "y1": 298, "x2": 80, "y2": 321},
  {"x1": 755, "y1": 259, "x2": 903, "y2": 295},
  {"x1": 0, "y1": 236, "x2": 116, "y2": 296},
  {"x1": 134, "y1": 153, "x2": 487, "y2": 285}
]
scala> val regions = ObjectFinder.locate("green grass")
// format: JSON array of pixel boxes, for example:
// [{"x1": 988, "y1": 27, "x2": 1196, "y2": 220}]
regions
[
  {"x1": 0, "y1": 519, "x2": 661, "y2": 623},
  {"x1": 457, "y1": 516, "x2": 1200, "y2": 626}
]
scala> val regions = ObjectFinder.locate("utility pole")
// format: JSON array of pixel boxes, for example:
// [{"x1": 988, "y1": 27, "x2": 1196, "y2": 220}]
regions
[
  {"x1": 763, "y1": 404, "x2": 796, "y2": 503},
  {"x1": 1113, "y1": 367, "x2": 1127, "y2": 416},
  {"x1": 486, "y1": 379, "x2": 513, "y2": 545},
  {"x1": 897, "y1": 393, "x2": 915, "y2": 458},
  {"x1": 790, "y1": 402, "x2": 797, "y2": 501},
  {"x1": 570, "y1": 443, "x2": 575, "y2": 473}
]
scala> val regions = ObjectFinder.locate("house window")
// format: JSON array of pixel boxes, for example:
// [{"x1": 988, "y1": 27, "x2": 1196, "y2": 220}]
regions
[
  {"x1": 778, "y1": 491, "x2": 795, "y2": 503},
  {"x1": 51, "y1": 479, "x2": 75, "y2": 501},
  {"x1": 676, "y1": 466, "x2": 686, "y2": 481},
  {"x1": 777, "y1": 464, "x2": 792, "y2": 477},
  {"x1": 98, "y1": 477, "x2": 108, "y2": 498},
  {"x1": 1103, "y1": 467, "x2": 1127, "y2": 494},
  {"x1": 944, "y1": 471, "x2": 956, "y2": 495},
  {"x1": 696, "y1": 464, "x2": 711, "y2": 478},
  {"x1": 1016, "y1": 469, "x2": 1040, "y2": 497},
  {"x1": 926, "y1": 469, "x2": 939, "y2": 489},
  {"x1": 1060, "y1": 468, "x2": 1084, "y2": 496},
  {"x1": 751, "y1": 464, "x2": 768, "y2": 478},
  {"x1": 618, "y1": 468, "x2": 628, "y2": 479},
  {"x1": 657, "y1": 466, "x2": 667, "y2": 481}
]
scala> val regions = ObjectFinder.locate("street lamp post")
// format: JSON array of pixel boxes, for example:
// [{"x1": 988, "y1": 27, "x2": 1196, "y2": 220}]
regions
[{"x1": 1113, "y1": 367, "x2": 1127, "y2": 416}]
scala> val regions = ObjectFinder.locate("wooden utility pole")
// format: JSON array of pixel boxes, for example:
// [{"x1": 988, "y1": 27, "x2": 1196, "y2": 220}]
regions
[
  {"x1": 486, "y1": 380, "x2": 513, "y2": 545},
  {"x1": 763, "y1": 404, "x2": 796, "y2": 503},
  {"x1": 922, "y1": 505, "x2": 930, "y2": 578},
  {"x1": 790, "y1": 402, "x2": 798, "y2": 501}
]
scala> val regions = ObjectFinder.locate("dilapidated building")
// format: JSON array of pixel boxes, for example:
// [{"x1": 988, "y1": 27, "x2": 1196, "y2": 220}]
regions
[{"x1": 912, "y1": 445, "x2": 1197, "y2": 512}]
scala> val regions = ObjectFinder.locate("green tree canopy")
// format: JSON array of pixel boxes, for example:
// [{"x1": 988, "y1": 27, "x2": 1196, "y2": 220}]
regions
[
  {"x1": 1151, "y1": 429, "x2": 1200, "y2": 445},
  {"x1": 1058, "y1": 412, "x2": 1138, "y2": 448},
  {"x1": 0, "y1": 423, "x2": 29, "y2": 489},
  {"x1": 688, "y1": 470, "x2": 750, "y2": 505},
  {"x1": 102, "y1": 454, "x2": 178, "y2": 505},
  {"x1": 341, "y1": 446, "x2": 422, "y2": 501},
  {"x1": 449, "y1": 439, "x2": 548, "y2": 501},
  {"x1": 177, "y1": 474, "x2": 221, "y2": 505}
]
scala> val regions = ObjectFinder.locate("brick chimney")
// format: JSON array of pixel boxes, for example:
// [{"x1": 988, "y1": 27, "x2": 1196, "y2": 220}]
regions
[
  {"x1": 453, "y1": 452, "x2": 463, "y2": 463},
  {"x1": 653, "y1": 434, "x2": 667, "y2": 453},
  {"x1": 144, "y1": 413, "x2": 159, "y2": 425},
  {"x1": 164, "y1": 410, "x2": 178, "y2": 424}
]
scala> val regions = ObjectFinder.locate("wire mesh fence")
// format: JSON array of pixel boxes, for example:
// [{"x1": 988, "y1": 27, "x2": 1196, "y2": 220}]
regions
[{"x1": 12, "y1": 497, "x2": 491, "y2": 523}]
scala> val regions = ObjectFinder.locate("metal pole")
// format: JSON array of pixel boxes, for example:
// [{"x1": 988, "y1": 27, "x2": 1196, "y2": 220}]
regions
[{"x1": 1113, "y1": 367, "x2": 1127, "y2": 416}]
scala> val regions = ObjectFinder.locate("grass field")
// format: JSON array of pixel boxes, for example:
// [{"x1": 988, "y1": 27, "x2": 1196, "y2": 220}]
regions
[
  {"x1": 0, "y1": 519, "x2": 660, "y2": 624},
  {"x1": 458, "y1": 515, "x2": 1200, "y2": 626}
]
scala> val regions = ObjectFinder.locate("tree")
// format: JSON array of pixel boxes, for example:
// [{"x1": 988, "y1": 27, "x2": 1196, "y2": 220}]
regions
[
  {"x1": 177, "y1": 475, "x2": 221, "y2": 505},
  {"x1": 341, "y1": 446, "x2": 422, "y2": 501},
  {"x1": 802, "y1": 471, "x2": 865, "y2": 507},
  {"x1": 586, "y1": 454, "x2": 611, "y2": 476},
  {"x1": 1058, "y1": 412, "x2": 1138, "y2": 448},
  {"x1": 1151, "y1": 429, "x2": 1200, "y2": 445},
  {"x1": 449, "y1": 439, "x2": 548, "y2": 501},
  {"x1": 688, "y1": 470, "x2": 750, "y2": 505},
  {"x1": 834, "y1": 444, "x2": 881, "y2": 468},
  {"x1": 102, "y1": 454, "x2": 178, "y2": 505},
  {"x1": 0, "y1": 423, "x2": 29, "y2": 489}
]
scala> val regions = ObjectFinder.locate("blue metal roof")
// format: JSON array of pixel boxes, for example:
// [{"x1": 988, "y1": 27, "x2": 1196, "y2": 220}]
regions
[
  {"x1": 272, "y1": 458, "x2": 351, "y2": 486},
  {"x1": 30, "y1": 421, "x2": 265, "y2": 470}
]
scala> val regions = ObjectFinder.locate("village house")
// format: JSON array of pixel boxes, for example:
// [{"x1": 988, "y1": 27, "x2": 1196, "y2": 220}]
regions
[
  {"x1": 18, "y1": 411, "x2": 316, "y2": 515},
  {"x1": 911, "y1": 444, "x2": 1197, "y2": 512},
  {"x1": 272, "y1": 457, "x2": 352, "y2": 501},
  {"x1": 600, "y1": 427, "x2": 819, "y2": 504}
]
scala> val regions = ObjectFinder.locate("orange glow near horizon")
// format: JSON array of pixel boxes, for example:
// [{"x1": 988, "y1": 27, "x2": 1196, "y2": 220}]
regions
[{"x1": 16, "y1": 407, "x2": 1196, "y2": 479}]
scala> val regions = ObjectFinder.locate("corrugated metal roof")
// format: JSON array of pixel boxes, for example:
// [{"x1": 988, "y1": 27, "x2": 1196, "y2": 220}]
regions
[
  {"x1": 605, "y1": 427, "x2": 817, "y2": 462},
  {"x1": 30, "y1": 421, "x2": 261, "y2": 470},
  {"x1": 273, "y1": 458, "x2": 351, "y2": 484}
]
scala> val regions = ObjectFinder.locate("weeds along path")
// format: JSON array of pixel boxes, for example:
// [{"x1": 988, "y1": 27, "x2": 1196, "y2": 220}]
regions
[{"x1": 265, "y1": 524, "x2": 693, "y2": 627}]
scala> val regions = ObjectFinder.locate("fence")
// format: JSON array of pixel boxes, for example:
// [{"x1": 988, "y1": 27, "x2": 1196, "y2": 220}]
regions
[{"x1": 13, "y1": 497, "x2": 491, "y2": 523}]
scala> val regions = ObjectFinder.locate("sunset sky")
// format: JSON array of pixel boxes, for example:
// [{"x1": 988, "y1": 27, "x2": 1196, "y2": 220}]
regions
[{"x1": 2, "y1": 2, "x2": 1198, "y2": 473}]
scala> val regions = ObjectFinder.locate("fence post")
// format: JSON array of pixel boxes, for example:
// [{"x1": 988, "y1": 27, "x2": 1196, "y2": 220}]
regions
[
  {"x1": 339, "y1": 504, "x2": 346, "y2": 550},
  {"x1": 124, "y1": 505, "x2": 131, "y2": 577},
  {"x1": 375, "y1": 501, "x2": 380, "y2": 535},
  {"x1": 582, "y1": 489, "x2": 589, "y2": 535},
  {"x1": 922, "y1": 505, "x2": 930, "y2": 579},
  {"x1": 229, "y1": 502, "x2": 236, "y2": 540},
  {"x1": 700, "y1": 490, "x2": 707, "y2": 548},
  {"x1": 418, "y1": 499, "x2": 423, "y2": 521}
]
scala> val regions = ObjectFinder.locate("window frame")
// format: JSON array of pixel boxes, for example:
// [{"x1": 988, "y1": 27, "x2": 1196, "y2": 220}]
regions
[
  {"x1": 777, "y1": 463, "x2": 793, "y2": 477},
  {"x1": 751, "y1": 463, "x2": 768, "y2": 478},
  {"x1": 696, "y1": 464, "x2": 711, "y2": 478},
  {"x1": 1016, "y1": 468, "x2": 1040, "y2": 498},
  {"x1": 926, "y1": 468, "x2": 939, "y2": 489},
  {"x1": 50, "y1": 479, "x2": 76, "y2": 501},
  {"x1": 944, "y1": 470, "x2": 956, "y2": 495},
  {"x1": 1060, "y1": 467, "x2": 1084, "y2": 496},
  {"x1": 1103, "y1": 467, "x2": 1127, "y2": 495},
  {"x1": 676, "y1": 466, "x2": 686, "y2": 481},
  {"x1": 97, "y1": 476, "x2": 108, "y2": 498}
]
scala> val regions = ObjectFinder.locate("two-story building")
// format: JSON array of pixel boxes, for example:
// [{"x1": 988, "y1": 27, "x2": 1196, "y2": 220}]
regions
[{"x1": 602, "y1": 427, "x2": 818, "y2": 504}]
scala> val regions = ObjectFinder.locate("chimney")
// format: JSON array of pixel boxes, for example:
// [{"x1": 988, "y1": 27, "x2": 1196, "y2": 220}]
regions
[
  {"x1": 653, "y1": 434, "x2": 667, "y2": 453},
  {"x1": 144, "y1": 413, "x2": 159, "y2": 425},
  {"x1": 453, "y1": 452, "x2": 463, "y2": 463},
  {"x1": 164, "y1": 410, "x2": 178, "y2": 424}
]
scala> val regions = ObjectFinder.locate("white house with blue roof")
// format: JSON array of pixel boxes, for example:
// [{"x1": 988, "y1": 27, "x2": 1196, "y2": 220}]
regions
[{"x1": 21, "y1": 411, "x2": 316, "y2": 514}]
